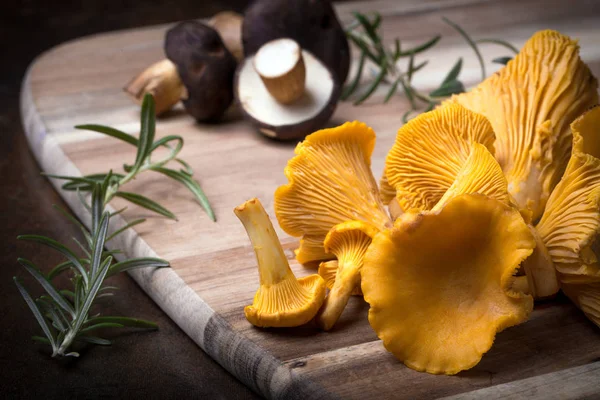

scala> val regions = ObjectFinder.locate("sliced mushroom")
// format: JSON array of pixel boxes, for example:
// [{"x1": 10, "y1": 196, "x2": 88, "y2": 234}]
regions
[{"x1": 235, "y1": 41, "x2": 340, "y2": 140}]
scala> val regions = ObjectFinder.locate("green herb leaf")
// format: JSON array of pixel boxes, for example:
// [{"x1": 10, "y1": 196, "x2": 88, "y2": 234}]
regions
[
  {"x1": 84, "y1": 316, "x2": 158, "y2": 329},
  {"x1": 17, "y1": 235, "x2": 89, "y2": 287},
  {"x1": 443, "y1": 17, "x2": 485, "y2": 81},
  {"x1": 90, "y1": 212, "x2": 110, "y2": 279},
  {"x1": 477, "y1": 38, "x2": 519, "y2": 54},
  {"x1": 14, "y1": 277, "x2": 57, "y2": 352},
  {"x1": 492, "y1": 56, "x2": 512, "y2": 65},
  {"x1": 342, "y1": 52, "x2": 366, "y2": 100},
  {"x1": 398, "y1": 35, "x2": 441, "y2": 57},
  {"x1": 80, "y1": 322, "x2": 124, "y2": 334},
  {"x1": 354, "y1": 66, "x2": 386, "y2": 105},
  {"x1": 114, "y1": 191, "x2": 177, "y2": 220},
  {"x1": 53, "y1": 205, "x2": 92, "y2": 246},
  {"x1": 384, "y1": 78, "x2": 400, "y2": 103},
  {"x1": 18, "y1": 258, "x2": 76, "y2": 318},
  {"x1": 429, "y1": 79, "x2": 465, "y2": 98},
  {"x1": 441, "y1": 58, "x2": 463, "y2": 86},
  {"x1": 106, "y1": 218, "x2": 146, "y2": 241},
  {"x1": 347, "y1": 32, "x2": 380, "y2": 64},
  {"x1": 75, "y1": 124, "x2": 139, "y2": 146},
  {"x1": 151, "y1": 167, "x2": 216, "y2": 221},
  {"x1": 71, "y1": 256, "x2": 112, "y2": 334},
  {"x1": 75, "y1": 336, "x2": 111, "y2": 346},
  {"x1": 136, "y1": 93, "x2": 157, "y2": 166},
  {"x1": 353, "y1": 12, "x2": 381, "y2": 45},
  {"x1": 174, "y1": 158, "x2": 194, "y2": 176},
  {"x1": 91, "y1": 183, "x2": 103, "y2": 234},
  {"x1": 108, "y1": 257, "x2": 169, "y2": 277}
]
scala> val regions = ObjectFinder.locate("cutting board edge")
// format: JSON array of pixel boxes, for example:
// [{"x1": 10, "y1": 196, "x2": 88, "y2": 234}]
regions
[{"x1": 19, "y1": 59, "x2": 332, "y2": 400}]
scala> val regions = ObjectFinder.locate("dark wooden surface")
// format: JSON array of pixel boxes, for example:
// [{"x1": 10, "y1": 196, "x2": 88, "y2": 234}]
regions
[{"x1": 0, "y1": 1, "x2": 260, "y2": 398}]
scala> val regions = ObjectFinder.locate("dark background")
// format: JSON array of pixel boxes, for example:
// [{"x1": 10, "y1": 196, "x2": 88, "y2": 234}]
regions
[{"x1": 0, "y1": 1, "x2": 266, "y2": 398}]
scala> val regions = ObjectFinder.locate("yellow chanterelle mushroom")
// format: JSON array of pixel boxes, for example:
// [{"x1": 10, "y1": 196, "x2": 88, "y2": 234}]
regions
[
  {"x1": 315, "y1": 220, "x2": 379, "y2": 331},
  {"x1": 384, "y1": 103, "x2": 497, "y2": 213},
  {"x1": 447, "y1": 30, "x2": 598, "y2": 221},
  {"x1": 275, "y1": 121, "x2": 392, "y2": 265},
  {"x1": 234, "y1": 198, "x2": 326, "y2": 328},
  {"x1": 361, "y1": 194, "x2": 535, "y2": 375},
  {"x1": 533, "y1": 106, "x2": 600, "y2": 326}
]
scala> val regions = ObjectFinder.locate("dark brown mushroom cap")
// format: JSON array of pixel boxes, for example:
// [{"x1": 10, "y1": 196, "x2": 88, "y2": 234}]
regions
[
  {"x1": 165, "y1": 21, "x2": 237, "y2": 122},
  {"x1": 242, "y1": 0, "x2": 350, "y2": 84}
]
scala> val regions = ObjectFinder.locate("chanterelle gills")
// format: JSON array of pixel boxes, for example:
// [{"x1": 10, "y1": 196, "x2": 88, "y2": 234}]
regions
[
  {"x1": 234, "y1": 198, "x2": 326, "y2": 328},
  {"x1": 274, "y1": 121, "x2": 392, "y2": 265},
  {"x1": 361, "y1": 194, "x2": 535, "y2": 375},
  {"x1": 447, "y1": 30, "x2": 598, "y2": 221},
  {"x1": 533, "y1": 106, "x2": 600, "y2": 326},
  {"x1": 383, "y1": 103, "x2": 500, "y2": 213}
]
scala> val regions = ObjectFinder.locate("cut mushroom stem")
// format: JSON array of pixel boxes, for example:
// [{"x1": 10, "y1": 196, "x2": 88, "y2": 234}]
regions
[
  {"x1": 234, "y1": 198, "x2": 326, "y2": 328},
  {"x1": 315, "y1": 221, "x2": 378, "y2": 331},
  {"x1": 521, "y1": 225, "x2": 559, "y2": 299},
  {"x1": 253, "y1": 38, "x2": 306, "y2": 105},
  {"x1": 124, "y1": 59, "x2": 186, "y2": 115}
]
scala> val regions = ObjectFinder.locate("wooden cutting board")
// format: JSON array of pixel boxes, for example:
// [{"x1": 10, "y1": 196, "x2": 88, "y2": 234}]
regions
[{"x1": 20, "y1": 0, "x2": 600, "y2": 398}]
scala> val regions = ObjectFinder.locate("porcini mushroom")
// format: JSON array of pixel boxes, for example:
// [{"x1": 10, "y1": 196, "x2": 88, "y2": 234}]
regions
[
  {"x1": 234, "y1": 198, "x2": 326, "y2": 328},
  {"x1": 274, "y1": 121, "x2": 392, "y2": 264},
  {"x1": 361, "y1": 194, "x2": 535, "y2": 375},
  {"x1": 447, "y1": 30, "x2": 599, "y2": 220},
  {"x1": 384, "y1": 103, "x2": 497, "y2": 212},
  {"x1": 235, "y1": 39, "x2": 340, "y2": 140},
  {"x1": 165, "y1": 20, "x2": 237, "y2": 122},
  {"x1": 315, "y1": 221, "x2": 379, "y2": 331}
]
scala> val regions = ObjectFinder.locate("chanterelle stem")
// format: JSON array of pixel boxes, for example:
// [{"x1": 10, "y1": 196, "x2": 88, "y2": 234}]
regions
[{"x1": 234, "y1": 198, "x2": 292, "y2": 285}]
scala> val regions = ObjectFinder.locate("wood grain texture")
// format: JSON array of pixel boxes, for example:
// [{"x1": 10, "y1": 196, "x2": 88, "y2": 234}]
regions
[{"x1": 20, "y1": 0, "x2": 600, "y2": 398}]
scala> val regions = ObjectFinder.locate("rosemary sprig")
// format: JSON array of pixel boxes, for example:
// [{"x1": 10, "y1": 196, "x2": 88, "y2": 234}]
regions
[
  {"x1": 47, "y1": 94, "x2": 216, "y2": 222},
  {"x1": 15, "y1": 178, "x2": 167, "y2": 357},
  {"x1": 343, "y1": 13, "x2": 515, "y2": 122},
  {"x1": 15, "y1": 95, "x2": 211, "y2": 357}
]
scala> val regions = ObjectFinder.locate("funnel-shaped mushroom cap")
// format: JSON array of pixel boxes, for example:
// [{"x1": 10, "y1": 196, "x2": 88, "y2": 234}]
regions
[
  {"x1": 235, "y1": 198, "x2": 326, "y2": 328},
  {"x1": 315, "y1": 221, "x2": 378, "y2": 330},
  {"x1": 362, "y1": 194, "x2": 534, "y2": 375},
  {"x1": 275, "y1": 121, "x2": 392, "y2": 264},
  {"x1": 385, "y1": 103, "x2": 496, "y2": 212},
  {"x1": 448, "y1": 30, "x2": 598, "y2": 220}
]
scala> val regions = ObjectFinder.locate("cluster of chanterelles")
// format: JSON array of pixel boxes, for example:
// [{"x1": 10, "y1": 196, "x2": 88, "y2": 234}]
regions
[{"x1": 234, "y1": 30, "x2": 600, "y2": 375}]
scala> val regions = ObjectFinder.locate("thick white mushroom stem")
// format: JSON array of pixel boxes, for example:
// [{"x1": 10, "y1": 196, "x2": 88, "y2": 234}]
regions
[
  {"x1": 253, "y1": 38, "x2": 306, "y2": 104},
  {"x1": 234, "y1": 198, "x2": 295, "y2": 286},
  {"x1": 521, "y1": 225, "x2": 560, "y2": 299},
  {"x1": 124, "y1": 59, "x2": 186, "y2": 115}
]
